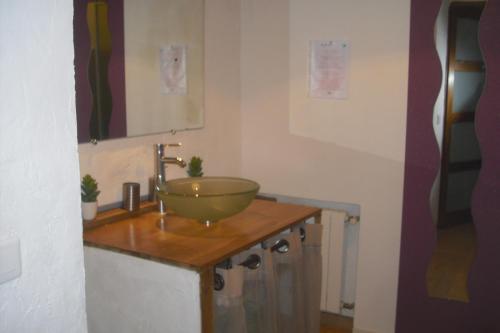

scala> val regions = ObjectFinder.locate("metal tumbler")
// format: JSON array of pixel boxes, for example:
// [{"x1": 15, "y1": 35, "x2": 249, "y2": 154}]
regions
[{"x1": 123, "y1": 182, "x2": 140, "y2": 212}]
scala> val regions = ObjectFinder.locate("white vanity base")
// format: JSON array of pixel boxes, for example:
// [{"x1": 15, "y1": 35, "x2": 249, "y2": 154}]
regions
[{"x1": 84, "y1": 246, "x2": 201, "y2": 333}]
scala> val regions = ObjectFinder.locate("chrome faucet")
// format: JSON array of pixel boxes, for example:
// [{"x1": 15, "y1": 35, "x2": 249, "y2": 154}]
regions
[{"x1": 154, "y1": 143, "x2": 187, "y2": 214}]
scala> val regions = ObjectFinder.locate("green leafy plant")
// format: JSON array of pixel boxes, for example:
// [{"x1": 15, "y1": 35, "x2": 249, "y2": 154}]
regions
[
  {"x1": 187, "y1": 156, "x2": 204, "y2": 177},
  {"x1": 81, "y1": 174, "x2": 101, "y2": 202}
]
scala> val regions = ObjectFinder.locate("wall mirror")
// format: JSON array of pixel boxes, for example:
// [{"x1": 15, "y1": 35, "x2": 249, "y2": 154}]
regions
[
  {"x1": 427, "y1": 0, "x2": 485, "y2": 302},
  {"x1": 74, "y1": 0, "x2": 205, "y2": 143}
]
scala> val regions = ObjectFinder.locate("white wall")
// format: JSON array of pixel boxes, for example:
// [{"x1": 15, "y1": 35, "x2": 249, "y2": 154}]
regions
[
  {"x1": 79, "y1": 0, "x2": 242, "y2": 205},
  {"x1": 240, "y1": 1, "x2": 410, "y2": 332},
  {"x1": 0, "y1": 1, "x2": 87, "y2": 332}
]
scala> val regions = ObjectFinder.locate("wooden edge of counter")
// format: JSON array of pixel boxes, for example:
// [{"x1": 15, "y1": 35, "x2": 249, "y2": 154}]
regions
[
  {"x1": 314, "y1": 210, "x2": 322, "y2": 224},
  {"x1": 200, "y1": 266, "x2": 214, "y2": 333}
]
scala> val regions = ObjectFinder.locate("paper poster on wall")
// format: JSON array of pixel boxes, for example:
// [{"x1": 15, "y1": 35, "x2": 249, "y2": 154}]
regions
[
  {"x1": 160, "y1": 45, "x2": 187, "y2": 95},
  {"x1": 309, "y1": 40, "x2": 350, "y2": 99}
]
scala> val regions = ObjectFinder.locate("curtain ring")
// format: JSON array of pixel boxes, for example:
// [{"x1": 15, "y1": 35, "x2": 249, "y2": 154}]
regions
[
  {"x1": 299, "y1": 227, "x2": 306, "y2": 242},
  {"x1": 239, "y1": 254, "x2": 261, "y2": 270},
  {"x1": 214, "y1": 272, "x2": 225, "y2": 291},
  {"x1": 271, "y1": 239, "x2": 290, "y2": 254}
]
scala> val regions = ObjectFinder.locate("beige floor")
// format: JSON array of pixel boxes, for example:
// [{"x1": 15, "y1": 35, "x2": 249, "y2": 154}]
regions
[
  {"x1": 426, "y1": 223, "x2": 476, "y2": 302},
  {"x1": 321, "y1": 326, "x2": 352, "y2": 333},
  {"x1": 320, "y1": 312, "x2": 353, "y2": 333}
]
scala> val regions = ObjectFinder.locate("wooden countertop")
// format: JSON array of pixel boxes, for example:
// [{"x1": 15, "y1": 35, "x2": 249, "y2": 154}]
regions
[{"x1": 83, "y1": 199, "x2": 321, "y2": 270}]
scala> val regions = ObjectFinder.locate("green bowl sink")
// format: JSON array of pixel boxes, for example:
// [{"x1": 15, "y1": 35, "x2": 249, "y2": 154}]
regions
[{"x1": 156, "y1": 177, "x2": 260, "y2": 224}]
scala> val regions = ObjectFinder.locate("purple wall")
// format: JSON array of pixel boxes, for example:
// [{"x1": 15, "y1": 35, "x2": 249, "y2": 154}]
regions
[
  {"x1": 396, "y1": 0, "x2": 500, "y2": 332},
  {"x1": 74, "y1": 0, "x2": 127, "y2": 143}
]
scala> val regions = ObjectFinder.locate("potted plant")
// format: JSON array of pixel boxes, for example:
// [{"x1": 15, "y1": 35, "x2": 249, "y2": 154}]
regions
[
  {"x1": 81, "y1": 174, "x2": 101, "y2": 221},
  {"x1": 187, "y1": 156, "x2": 204, "y2": 177}
]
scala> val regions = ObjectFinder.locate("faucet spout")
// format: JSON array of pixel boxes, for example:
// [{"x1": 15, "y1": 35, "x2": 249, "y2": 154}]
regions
[{"x1": 161, "y1": 156, "x2": 187, "y2": 168}]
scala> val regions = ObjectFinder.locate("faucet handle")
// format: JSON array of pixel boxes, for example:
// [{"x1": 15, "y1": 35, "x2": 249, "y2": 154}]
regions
[
  {"x1": 165, "y1": 142, "x2": 182, "y2": 147},
  {"x1": 155, "y1": 142, "x2": 182, "y2": 151}
]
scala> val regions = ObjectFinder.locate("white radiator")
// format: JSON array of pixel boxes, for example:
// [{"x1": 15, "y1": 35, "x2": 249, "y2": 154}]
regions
[{"x1": 320, "y1": 209, "x2": 360, "y2": 317}]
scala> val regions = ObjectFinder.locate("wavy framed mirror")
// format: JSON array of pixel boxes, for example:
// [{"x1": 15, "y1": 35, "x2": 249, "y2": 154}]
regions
[
  {"x1": 74, "y1": 0, "x2": 205, "y2": 143},
  {"x1": 397, "y1": 0, "x2": 500, "y2": 331},
  {"x1": 427, "y1": 0, "x2": 485, "y2": 302}
]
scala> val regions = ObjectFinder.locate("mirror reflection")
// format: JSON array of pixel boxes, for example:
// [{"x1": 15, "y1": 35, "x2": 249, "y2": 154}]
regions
[
  {"x1": 74, "y1": 0, "x2": 205, "y2": 143},
  {"x1": 428, "y1": 0, "x2": 485, "y2": 302}
]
